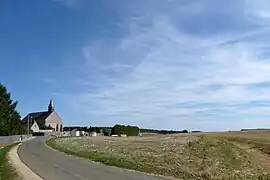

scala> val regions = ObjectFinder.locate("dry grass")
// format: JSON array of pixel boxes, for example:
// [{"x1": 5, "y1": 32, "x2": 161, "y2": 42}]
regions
[{"x1": 47, "y1": 133, "x2": 270, "y2": 180}]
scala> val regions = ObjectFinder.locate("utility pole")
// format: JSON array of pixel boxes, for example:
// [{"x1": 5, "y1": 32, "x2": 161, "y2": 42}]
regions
[
  {"x1": 69, "y1": 119, "x2": 71, "y2": 136},
  {"x1": 27, "y1": 114, "x2": 29, "y2": 136}
]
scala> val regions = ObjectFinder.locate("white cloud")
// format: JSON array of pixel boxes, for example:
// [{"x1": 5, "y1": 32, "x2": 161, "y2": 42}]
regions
[
  {"x1": 245, "y1": 0, "x2": 270, "y2": 19},
  {"x1": 61, "y1": 0, "x2": 270, "y2": 131}
]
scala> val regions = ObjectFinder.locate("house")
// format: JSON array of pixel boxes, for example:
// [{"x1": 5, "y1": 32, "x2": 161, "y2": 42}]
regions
[
  {"x1": 90, "y1": 132, "x2": 97, "y2": 136},
  {"x1": 22, "y1": 99, "x2": 63, "y2": 133},
  {"x1": 70, "y1": 129, "x2": 81, "y2": 137}
]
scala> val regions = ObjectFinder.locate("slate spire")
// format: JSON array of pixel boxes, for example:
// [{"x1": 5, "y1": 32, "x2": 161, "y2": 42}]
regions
[{"x1": 48, "y1": 99, "x2": 54, "y2": 112}]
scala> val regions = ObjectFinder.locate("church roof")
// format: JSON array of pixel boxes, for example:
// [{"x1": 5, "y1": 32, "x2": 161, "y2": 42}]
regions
[{"x1": 22, "y1": 111, "x2": 52, "y2": 128}]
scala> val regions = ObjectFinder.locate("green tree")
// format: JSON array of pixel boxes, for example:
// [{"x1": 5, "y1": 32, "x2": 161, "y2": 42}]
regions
[
  {"x1": 111, "y1": 124, "x2": 139, "y2": 136},
  {"x1": 0, "y1": 83, "x2": 26, "y2": 135},
  {"x1": 111, "y1": 124, "x2": 122, "y2": 136},
  {"x1": 102, "y1": 128, "x2": 111, "y2": 136},
  {"x1": 181, "y1": 129, "x2": 188, "y2": 133}
]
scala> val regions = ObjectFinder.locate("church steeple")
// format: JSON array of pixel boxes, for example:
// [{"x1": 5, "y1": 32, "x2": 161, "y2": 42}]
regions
[{"x1": 48, "y1": 99, "x2": 54, "y2": 112}]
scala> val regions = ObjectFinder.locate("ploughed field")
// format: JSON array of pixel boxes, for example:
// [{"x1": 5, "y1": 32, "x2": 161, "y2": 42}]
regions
[{"x1": 47, "y1": 132, "x2": 270, "y2": 180}]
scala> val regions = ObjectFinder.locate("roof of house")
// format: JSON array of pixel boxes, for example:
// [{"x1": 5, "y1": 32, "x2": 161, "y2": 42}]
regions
[{"x1": 22, "y1": 111, "x2": 52, "y2": 128}]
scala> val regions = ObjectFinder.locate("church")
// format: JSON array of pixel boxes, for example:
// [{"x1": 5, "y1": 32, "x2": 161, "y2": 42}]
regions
[{"x1": 22, "y1": 100, "x2": 63, "y2": 133}]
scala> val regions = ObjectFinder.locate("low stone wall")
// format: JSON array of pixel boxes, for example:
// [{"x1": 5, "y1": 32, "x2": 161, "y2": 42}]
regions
[{"x1": 0, "y1": 135, "x2": 31, "y2": 145}]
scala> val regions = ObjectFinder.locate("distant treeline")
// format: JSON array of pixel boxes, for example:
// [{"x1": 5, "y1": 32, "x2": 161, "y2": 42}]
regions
[
  {"x1": 63, "y1": 125, "x2": 190, "y2": 135},
  {"x1": 111, "y1": 124, "x2": 139, "y2": 136},
  {"x1": 241, "y1": 128, "x2": 270, "y2": 131},
  {"x1": 140, "y1": 128, "x2": 189, "y2": 134}
]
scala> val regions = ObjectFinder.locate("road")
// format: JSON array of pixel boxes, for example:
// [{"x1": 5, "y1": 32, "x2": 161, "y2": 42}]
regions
[{"x1": 18, "y1": 137, "x2": 175, "y2": 180}]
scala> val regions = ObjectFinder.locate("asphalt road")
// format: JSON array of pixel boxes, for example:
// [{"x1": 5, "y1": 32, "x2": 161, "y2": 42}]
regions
[{"x1": 18, "y1": 137, "x2": 175, "y2": 180}]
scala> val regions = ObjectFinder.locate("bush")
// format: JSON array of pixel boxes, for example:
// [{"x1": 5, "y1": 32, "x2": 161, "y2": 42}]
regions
[{"x1": 182, "y1": 130, "x2": 188, "y2": 133}]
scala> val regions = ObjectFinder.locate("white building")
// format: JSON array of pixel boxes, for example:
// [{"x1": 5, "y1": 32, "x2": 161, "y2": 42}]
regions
[
  {"x1": 22, "y1": 99, "x2": 63, "y2": 133},
  {"x1": 90, "y1": 132, "x2": 97, "y2": 136}
]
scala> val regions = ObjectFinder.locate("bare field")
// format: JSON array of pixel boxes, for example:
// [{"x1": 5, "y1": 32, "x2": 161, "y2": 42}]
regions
[{"x1": 47, "y1": 133, "x2": 270, "y2": 180}]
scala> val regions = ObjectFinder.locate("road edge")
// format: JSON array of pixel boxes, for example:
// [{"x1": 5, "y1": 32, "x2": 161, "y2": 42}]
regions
[{"x1": 8, "y1": 139, "x2": 43, "y2": 180}]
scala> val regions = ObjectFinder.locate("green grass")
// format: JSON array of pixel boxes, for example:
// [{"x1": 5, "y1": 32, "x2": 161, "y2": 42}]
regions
[
  {"x1": 0, "y1": 143, "x2": 20, "y2": 180},
  {"x1": 180, "y1": 136, "x2": 269, "y2": 179},
  {"x1": 206, "y1": 132, "x2": 270, "y2": 155},
  {"x1": 225, "y1": 136, "x2": 270, "y2": 155},
  {"x1": 46, "y1": 136, "x2": 270, "y2": 180}
]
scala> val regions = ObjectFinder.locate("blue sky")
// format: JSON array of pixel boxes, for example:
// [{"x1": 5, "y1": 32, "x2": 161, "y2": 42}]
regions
[{"x1": 1, "y1": 0, "x2": 270, "y2": 131}]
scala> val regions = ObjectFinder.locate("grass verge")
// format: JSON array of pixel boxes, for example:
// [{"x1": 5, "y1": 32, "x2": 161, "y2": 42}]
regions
[
  {"x1": 225, "y1": 136, "x2": 270, "y2": 155},
  {"x1": 46, "y1": 136, "x2": 270, "y2": 180},
  {"x1": 0, "y1": 143, "x2": 20, "y2": 180}
]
